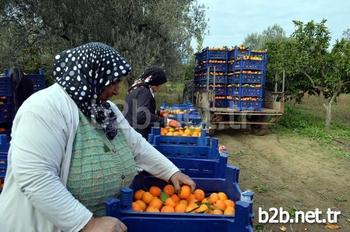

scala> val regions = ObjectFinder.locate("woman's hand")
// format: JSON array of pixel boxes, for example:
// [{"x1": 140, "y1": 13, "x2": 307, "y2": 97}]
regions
[
  {"x1": 81, "y1": 216, "x2": 127, "y2": 232},
  {"x1": 170, "y1": 171, "x2": 196, "y2": 192}
]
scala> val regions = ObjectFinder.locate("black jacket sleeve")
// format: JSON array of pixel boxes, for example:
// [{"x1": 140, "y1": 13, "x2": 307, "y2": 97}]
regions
[{"x1": 135, "y1": 89, "x2": 164, "y2": 127}]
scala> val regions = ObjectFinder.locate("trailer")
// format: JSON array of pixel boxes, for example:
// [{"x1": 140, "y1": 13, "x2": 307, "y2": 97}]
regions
[{"x1": 187, "y1": 69, "x2": 285, "y2": 135}]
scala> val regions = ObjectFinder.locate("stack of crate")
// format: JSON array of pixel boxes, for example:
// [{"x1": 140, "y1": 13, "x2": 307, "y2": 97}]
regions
[
  {"x1": 227, "y1": 46, "x2": 267, "y2": 111},
  {"x1": 0, "y1": 69, "x2": 46, "y2": 192},
  {"x1": 194, "y1": 48, "x2": 228, "y2": 107},
  {"x1": 193, "y1": 46, "x2": 268, "y2": 111},
  {"x1": 104, "y1": 128, "x2": 254, "y2": 231}
]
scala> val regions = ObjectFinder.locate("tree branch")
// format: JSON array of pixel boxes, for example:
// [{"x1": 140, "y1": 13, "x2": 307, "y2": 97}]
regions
[{"x1": 303, "y1": 71, "x2": 324, "y2": 93}]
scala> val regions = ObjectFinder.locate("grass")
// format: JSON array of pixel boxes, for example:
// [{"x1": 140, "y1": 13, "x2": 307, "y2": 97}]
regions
[{"x1": 275, "y1": 94, "x2": 350, "y2": 157}]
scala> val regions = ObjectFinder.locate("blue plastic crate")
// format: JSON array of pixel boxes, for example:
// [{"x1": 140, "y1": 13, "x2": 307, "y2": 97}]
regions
[
  {"x1": 0, "y1": 103, "x2": 13, "y2": 124},
  {"x1": 250, "y1": 50, "x2": 268, "y2": 61},
  {"x1": 195, "y1": 63, "x2": 227, "y2": 73},
  {"x1": 228, "y1": 47, "x2": 250, "y2": 60},
  {"x1": 0, "y1": 75, "x2": 11, "y2": 97},
  {"x1": 197, "y1": 48, "x2": 228, "y2": 61},
  {"x1": 198, "y1": 74, "x2": 227, "y2": 84},
  {"x1": 149, "y1": 137, "x2": 219, "y2": 160},
  {"x1": 231, "y1": 60, "x2": 266, "y2": 71},
  {"x1": 148, "y1": 127, "x2": 210, "y2": 147},
  {"x1": 27, "y1": 69, "x2": 45, "y2": 91},
  {"x1": 229, "y1": 100, "x2": 263, "y2": 111},
  {"x1": 169, "y1": 154, "x2": 228, "y2": 178},
  {"x1": 227, "y1": 87, "x2": 239, "y2": 96},
  {"x1": 0, "y1": 135, "x2": 9, "y2": 179},
  {"x1": 0, "y1": 154, "x2": 7, "y2": 169},
  {"x1": 167, "y1": 113, "x2": 202, "y2": 125},
  {"x1": 239, "y1": 87, "x2": 264, "y2": 97},
  {"x1": 228, "y1": 73, "x2": 266, "y2": 84},
  {"x1": 212, "y1": 98, "x2": 227, "y2": 108},
  {"x1": 105, "y1": 168, "x2": 253, "y2": 232},
  {"x1": 209, "y1": 86, "x2": 226, "y2": 95}
]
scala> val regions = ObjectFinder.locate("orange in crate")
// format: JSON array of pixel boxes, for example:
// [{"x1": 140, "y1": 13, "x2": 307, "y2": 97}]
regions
[{"x1": 132, "y1": 184, "x2": 236, "y2": 216}]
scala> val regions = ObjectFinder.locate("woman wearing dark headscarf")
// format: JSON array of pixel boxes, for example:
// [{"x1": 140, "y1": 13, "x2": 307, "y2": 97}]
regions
[
  {"x1": 124, "y1": 67, "x2": 178, "y2": 138},
  {"x1": 0, "y1": 43, "x2": 195, "y2": 232}
]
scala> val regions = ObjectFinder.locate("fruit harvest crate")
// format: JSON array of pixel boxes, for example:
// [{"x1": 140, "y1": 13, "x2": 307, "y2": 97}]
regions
[
  {"x1": 169, "y1": 154, "x2": 230, "y2": 178},
  {"x1": 196, "y1": 48, "x2": 228, "y2": 61},
  {"x1": 0, "y1": 73, "x2": 12, "y2": 97},
  {"x1": 230, "y1": 60, "x2": 266, "y2": 71},
  {"x1": 105, "y1": 169, "x2": 254, "y2": 232},
  {"x1": 0, "y1": 103, "x2": 13, "y2": 124},
  {"x1": 227, "y1": 73, "x2": 266, "y2": 84},
  {"x1": 148, "y1": 127, "x2": 218, "y2": 159},
  {"x1": 0, "y1": 134, "x2": 9, "y2": 192},
  {"x1": 167, "y1": 113, "x2": 202, "y2": 125}
]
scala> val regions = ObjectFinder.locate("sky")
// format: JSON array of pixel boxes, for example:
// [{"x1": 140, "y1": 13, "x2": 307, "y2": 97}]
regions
[{"x1": 195, "y1": 0, "x2": 350, "y2": 48}]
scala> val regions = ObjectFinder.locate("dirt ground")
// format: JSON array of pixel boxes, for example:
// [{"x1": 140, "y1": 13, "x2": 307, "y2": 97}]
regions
[{"x1": 218, "y1": 131, "x2": 350, "y2": 232}]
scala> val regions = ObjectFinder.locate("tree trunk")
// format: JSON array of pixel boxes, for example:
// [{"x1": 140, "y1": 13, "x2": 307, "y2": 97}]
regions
[{"x1": 324, "y1": 101, "x2": 332, "y2": 130}]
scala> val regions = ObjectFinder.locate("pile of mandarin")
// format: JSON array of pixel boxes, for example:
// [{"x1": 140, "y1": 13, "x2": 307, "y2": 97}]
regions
[
  {"x1": 132, "y1": 184, "x2": 235, "y2": 215},
  {"x1": 160, "y1": 126, "x2": 201, "y2": 137}
]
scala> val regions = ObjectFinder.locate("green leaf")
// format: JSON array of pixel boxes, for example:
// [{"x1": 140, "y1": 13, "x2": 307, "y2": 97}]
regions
[{"x1": 160, "y1": 191, "x2": 169, "y2": 203}]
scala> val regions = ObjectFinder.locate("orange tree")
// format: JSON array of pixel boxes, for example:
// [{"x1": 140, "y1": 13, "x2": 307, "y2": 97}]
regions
[{"x1": 290, "y1": 19, "x2": 350, "y2": 129}]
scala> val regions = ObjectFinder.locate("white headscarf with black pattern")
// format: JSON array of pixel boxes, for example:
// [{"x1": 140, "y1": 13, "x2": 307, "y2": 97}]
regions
[{"x1": 53, "y1": 42, "x2": 131, "y2": 140}]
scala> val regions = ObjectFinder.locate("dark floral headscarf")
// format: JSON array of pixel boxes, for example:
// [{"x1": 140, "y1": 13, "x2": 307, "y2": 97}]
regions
[{"x1": 53, "y1": 42, "x2": 131, "y2": 140}]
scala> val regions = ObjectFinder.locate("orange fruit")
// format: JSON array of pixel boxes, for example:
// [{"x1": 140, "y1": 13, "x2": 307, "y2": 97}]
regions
[
  {"x1": 149, "y1": 186, "x2": 161, "y2": 197},
  {"x1": 179, "y1": 200, "x2": 188, "y2": 206},
  {"x1": 175, "y1": 203, "x2": 186, "y2": 213},
  {"x1": 214, "y1": 199, "x2": 226, "y2": 211},
  {"x1": 224, "y1": 200, "x2": 235, "y2": 208},
  {"x1": 187, "y1": 193, "x2": 196, "y2": 202},
  {"x1": 149, "y1": 198, "x2": 163, "y2": 210},
  {"x1": 208, "y1": 193, "x2": 219, "y2": 204},
  {"x1": 146, "y1": 206, "x2": 160, "y2": 213},
  {"x1": 194, "y1": 189, "x2": 205, "y2": 201},
  {"x1": 224, "y1": 206, "x2": 235, "y2": 215},
  {"x1": 135, "y1": 200, "x2": 146, "y2": 211},
  {"x1": 201, "y1": 198, "x2": 209, "y2": 204},
  {"x1": 165, "y1": 198, "x2": 176, "y2": 208},
  {"x1": 179, "y1": 185, "x2": 191, "y2": 199},
  {"x1": 173, "y1": 131, "x2": 180, "y2": 136},
  {"x1": 212, "y1": 209, "x2": 223, "y2": 215},
  {"x1": 163, "y1": 184, "x2": 175, "y2": 196},
  {"x1": 142, "y1": 192, "x2": 154, "y2": 204},
  {"x1": 170, "y1": 194, "x2": 180, "y2": 204},
  {"x1": 161, "y1": 205, "x2": 175, "y2": 213},
  {"x1": 134, "y1": 189, "x2": 145, "y2": 200},
  {"x1": 218, "y1": 192, "x2": 228, "y2": 201},
  {"x1": 132, "y1": 202, "x2": 143, "y2": 212}
]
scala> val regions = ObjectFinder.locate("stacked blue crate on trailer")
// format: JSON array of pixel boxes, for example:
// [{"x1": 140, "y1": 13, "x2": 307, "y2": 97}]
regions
[
  {"x1": 194, "y1": 47, "x2": 229, "y2": 108},
  {"x1": 227, "y1": 46, "x2": 267, "y2": 111},
  {"x1": 160, "y1": 102, "x2": 202, "y2": 125},
  {"x1": 105, "y1": 126, "x2": 254, "y2": 231},
  {"x1": 193, "y1": 46, "x2": 268, "y2": 110}
]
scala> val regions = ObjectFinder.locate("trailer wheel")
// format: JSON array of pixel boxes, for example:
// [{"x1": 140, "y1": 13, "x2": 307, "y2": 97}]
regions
[{"x1": 251, "y1": 124, "x2": 270, "y2": 136}]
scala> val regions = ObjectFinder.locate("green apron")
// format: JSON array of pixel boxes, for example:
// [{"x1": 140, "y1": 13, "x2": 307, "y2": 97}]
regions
[{"x1": 67, "y1": 112, "x2": 137, "y2": 216}]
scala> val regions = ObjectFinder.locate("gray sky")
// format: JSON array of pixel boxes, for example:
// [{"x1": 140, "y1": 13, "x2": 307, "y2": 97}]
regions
[{"x1": 196, "y1": 0, "x2": 350, "y2": 48}]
